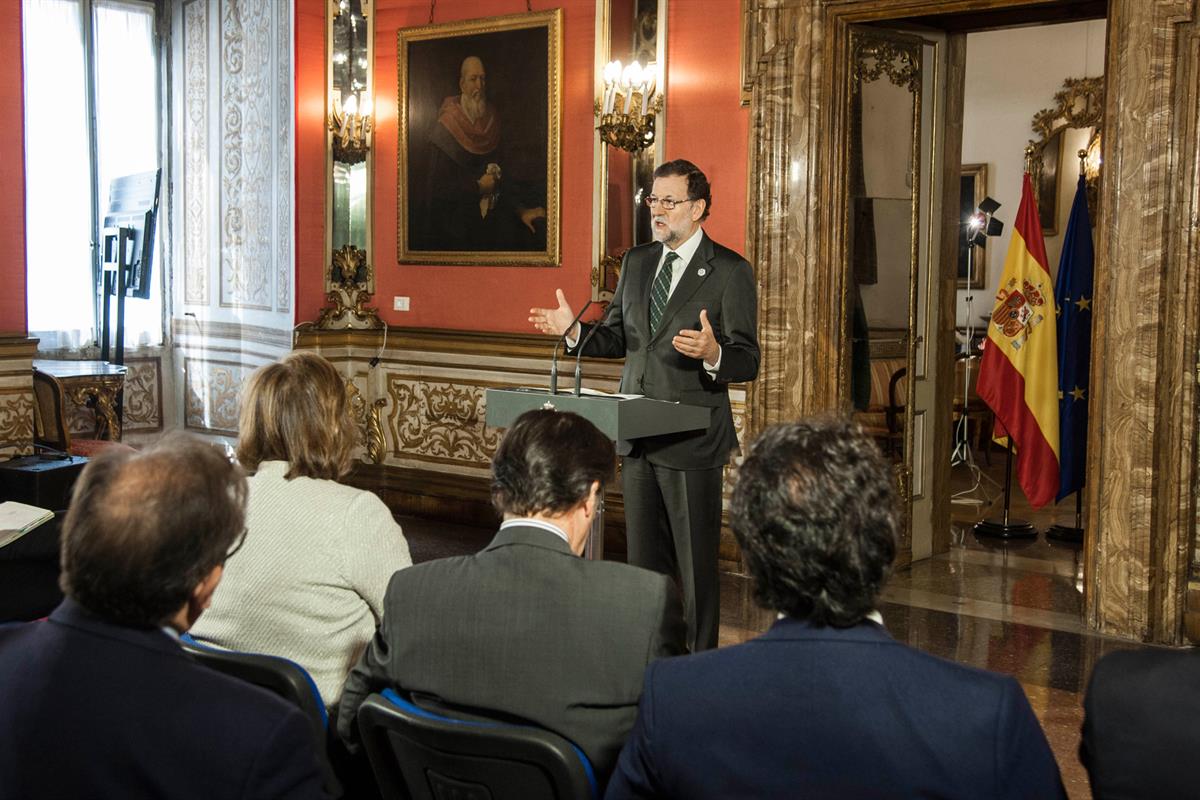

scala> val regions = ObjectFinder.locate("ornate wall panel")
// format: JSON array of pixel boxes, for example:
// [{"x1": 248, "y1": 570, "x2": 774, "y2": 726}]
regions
[
  {"x1": 174, "y1": 319, "x2": 292, "y2": 436},
  {"x1": 385, "y1": 377, "x2": 504, "y2": 469},
  {"x1": 184, "y1": 359, "x2": 247, "y2": 435},
  {"x1": 274, "y1": 0, "x2": 292, "y2": 313},
  {"x1": 0, "y1": 337, "x2": 39, "y2": 458},
  {"x1": 171, "y1": 0, "x2": 294, "y2": 443},
  {"x1": 218, "y1": 0, "x2": 291, "y2": 311},
  {"x1": 183, "y1": 0, "x2": 208, "y2": 306}
]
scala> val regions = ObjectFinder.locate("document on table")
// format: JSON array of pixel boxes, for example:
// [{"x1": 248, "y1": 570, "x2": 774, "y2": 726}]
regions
[{"x1": 0, "y1": 501, "x2": 54, "y2": 549}]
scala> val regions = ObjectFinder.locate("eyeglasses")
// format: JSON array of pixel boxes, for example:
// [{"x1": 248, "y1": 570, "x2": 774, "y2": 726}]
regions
[
  {"x1": 225, "y1": 527, "x2": 249, "y2": 561},
  {"x1": 644, "y1": 196, "x2": 694, "y2": 210}
]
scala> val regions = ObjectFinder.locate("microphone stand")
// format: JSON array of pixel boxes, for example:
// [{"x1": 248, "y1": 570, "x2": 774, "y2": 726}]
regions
[
  {"x1": 574, "y1": 302, "x2": 613, "y2": 396},
  {"x1": 549, "y1": 300, "x2": 593, "y2": 395}
]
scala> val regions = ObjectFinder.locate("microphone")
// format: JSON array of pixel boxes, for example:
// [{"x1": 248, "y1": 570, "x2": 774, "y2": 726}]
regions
[
  {"x1": 550, "y1": 299, "x2": 593, "y2": 395},
  {"x1": 574, "y1": 301, "x2": 614, "y2": 397}
]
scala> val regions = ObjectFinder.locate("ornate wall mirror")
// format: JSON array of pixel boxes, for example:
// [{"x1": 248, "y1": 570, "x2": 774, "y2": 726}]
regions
[
  {"x1": 325, "y1": 0, "x2": 375, "y2": 312},
  {"x1": 846, "y1": 26, "x2": 947, "y2": 563},
  {"x1": 592, "y1": 0, "x2": 666, "y2": 303},
  {"x1": 1028, "y1": 76, "x2": 1103, "y2": 233}
]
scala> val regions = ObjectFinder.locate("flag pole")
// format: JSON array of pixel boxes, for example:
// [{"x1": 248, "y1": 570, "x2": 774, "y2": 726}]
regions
[
  {"x1": 1046, "y1": 149, "x2": 1091, "y2": 546},
  {"x1": 974, "y1": 437, "x2": 1037, "y2": 539},
  {"x1": 1047, "y1": 491, "x2": 1084, "y2": 543}
]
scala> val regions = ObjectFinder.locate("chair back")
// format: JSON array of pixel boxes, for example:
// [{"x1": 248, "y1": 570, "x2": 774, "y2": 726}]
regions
[
  {"x1": 31, "y1": 368, "x2": 70, "y2": 452},
  {"x1": 357, "y1": 689, "x2": 598, "y2": 800},
  {"x1": 179, "y1": 636, "x2": 339, "y2": 796}
]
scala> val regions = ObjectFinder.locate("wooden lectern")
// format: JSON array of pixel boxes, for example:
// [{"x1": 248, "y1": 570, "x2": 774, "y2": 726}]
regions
[{"x1": 485, "y1": 388, "x2": 711, "y2": 560}]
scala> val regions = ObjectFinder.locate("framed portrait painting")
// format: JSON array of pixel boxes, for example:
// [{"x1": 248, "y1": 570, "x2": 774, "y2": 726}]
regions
[{"x1": 398, "y1": 10, "x2": 562, "y2": 266}]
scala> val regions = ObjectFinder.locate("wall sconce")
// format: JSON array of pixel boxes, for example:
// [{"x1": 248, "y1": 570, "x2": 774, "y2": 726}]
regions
[
  {"x1": 330, "y1": 91, "x2": 372, "y2": 165},
  {"x1": 595, "y1": 60, "x2": 662, "y2": 153}
]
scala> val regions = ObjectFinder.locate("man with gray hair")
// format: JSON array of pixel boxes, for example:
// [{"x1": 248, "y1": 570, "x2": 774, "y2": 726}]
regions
[
  {"x1": 0, "y1": 435, "x2": 326, "y2": 799},
  {"x1": 422, "y1": 55, "x2": 546, "y2": 250}
]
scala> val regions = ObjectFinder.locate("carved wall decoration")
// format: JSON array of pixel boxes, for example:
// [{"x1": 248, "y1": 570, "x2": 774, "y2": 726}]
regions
[
  {"x1": 183, "y1": 0, "x2": 208, "y2": 306},
  {"x1": 386, "y1": 377, "x2": 503, "y2": 468},
  {"x1": 184, "y1": 359, "x2": 247, "y2": 435},
  {"x1": 0, "y1": 337, "x2": 41, "y2": 457},
  {"x1": 219, "y1": 0, "x2": 290, "y2": 311},
  {"x1": 346, "y1": 379, "x2": 386, "y2": 464},
  {"x1": 274, "y1": 0, "x2": 291, "y2": 313},
  {"x1": 0, "y1": 390, "x2": 35, "y2": 459}
]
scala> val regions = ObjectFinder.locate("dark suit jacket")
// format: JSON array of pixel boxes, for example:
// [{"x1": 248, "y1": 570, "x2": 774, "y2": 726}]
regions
[
  {"x1": 606, "y1": 617, "x2": 1066, "y2": 800},
  {"x1": 0, "y1": 599, "x2": 326, "y2": 800},
  {"x1": 1081, "y1": 647, "x2": 1200, "y2": 799},
  {"x1": 339, "y1": 525, "x2": 686, "y2": 784},
  {"x1": 576, "y1": 233, "x2": 759, "y2": 468}
]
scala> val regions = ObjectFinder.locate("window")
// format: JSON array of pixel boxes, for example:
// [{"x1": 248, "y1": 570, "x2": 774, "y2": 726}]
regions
[{"x1": 22, "y1": 0, "x2": 162, "y2": 351}]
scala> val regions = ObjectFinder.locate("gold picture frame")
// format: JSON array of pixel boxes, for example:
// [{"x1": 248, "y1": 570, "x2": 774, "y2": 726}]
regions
[
  {"x1": 957, "y1": 163, "x2": 988, "y2": 290},
  {"x1": 398, "y1": 9, "x2": 562, "y2": 266}
]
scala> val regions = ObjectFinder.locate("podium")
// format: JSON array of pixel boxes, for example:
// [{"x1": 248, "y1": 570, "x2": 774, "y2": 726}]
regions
[{"x1": 485, "y1": 388, "x2": 711, "y2": 559}]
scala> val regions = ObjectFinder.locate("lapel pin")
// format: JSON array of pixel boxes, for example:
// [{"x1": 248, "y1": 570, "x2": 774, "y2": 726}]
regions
[{"x1": 697, "y1": 268, "x2": 707, "y2": 277}]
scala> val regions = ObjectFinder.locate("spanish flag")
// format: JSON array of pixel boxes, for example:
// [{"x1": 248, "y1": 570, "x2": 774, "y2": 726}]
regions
[{"x1": 977, "y1": 173, "x2": 1060, "y2": 508}]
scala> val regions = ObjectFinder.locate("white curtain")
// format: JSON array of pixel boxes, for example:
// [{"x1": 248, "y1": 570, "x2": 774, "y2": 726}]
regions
[
  {"x1": 93, "y1": 0, "x2": 161, "y2": 348},
  {"x1": 22, "y1": 0, "x2": 162, "y2": 351},
  {"x1": 23, "y1": 0, "x2": 93, "y2": 349}
]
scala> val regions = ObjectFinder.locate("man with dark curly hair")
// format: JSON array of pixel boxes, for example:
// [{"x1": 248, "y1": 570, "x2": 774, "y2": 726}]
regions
[{"x1": 607, "y1": 417, "x2": 1066, "y2": 799}]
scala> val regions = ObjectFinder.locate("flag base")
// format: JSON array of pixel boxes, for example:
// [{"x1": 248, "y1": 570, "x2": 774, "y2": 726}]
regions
[
  {"x1": 1045, "y1": 524, "x2": 1084, "y2": 544},
  {"x1": 973, "y1": 519, "x2": 1038, "y2": 539}
]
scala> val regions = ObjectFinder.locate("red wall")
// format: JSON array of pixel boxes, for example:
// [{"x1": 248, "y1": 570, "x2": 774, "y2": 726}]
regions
[
  {"x1": 296, "y1": 0, "x2": 327, "y2": 326},
  {"x1": 0, "y1": 9, "x2": 28, "y2": 334},
  {"x1": 664, "y1": 0, "x2": 749, "y2": 256},
  {"x1": 294, "y1": 0, "x2": 750, "y2": 333}
]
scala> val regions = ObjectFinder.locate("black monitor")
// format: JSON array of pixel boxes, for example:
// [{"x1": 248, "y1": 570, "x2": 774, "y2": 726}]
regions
[{"x1": 101, "y1": 170, "x2": 160, "y2": 300}]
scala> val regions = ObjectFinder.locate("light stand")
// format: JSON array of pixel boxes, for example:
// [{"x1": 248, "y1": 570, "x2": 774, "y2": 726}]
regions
[{"x1": 952, "y1": 198, "x2": 1003, "y2": 507}]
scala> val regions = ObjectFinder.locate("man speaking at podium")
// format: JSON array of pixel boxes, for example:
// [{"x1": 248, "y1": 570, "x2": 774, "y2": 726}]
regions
[{"x1": 530, "y1": 159, "x2": 759, "y2": 651}]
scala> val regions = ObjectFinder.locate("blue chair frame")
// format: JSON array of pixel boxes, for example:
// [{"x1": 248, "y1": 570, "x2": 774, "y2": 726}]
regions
[
  {"x1": 357, "y1": 688, "x2": 598, "y2": 800},
  {"x1": 179, "y1": 635, "x2": 339, "y2": 796}
]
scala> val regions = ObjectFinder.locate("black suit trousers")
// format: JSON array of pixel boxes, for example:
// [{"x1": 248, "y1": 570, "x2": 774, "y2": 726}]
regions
[{"x1": 622, "y1": 453, "x2": 724, "y2": 651}]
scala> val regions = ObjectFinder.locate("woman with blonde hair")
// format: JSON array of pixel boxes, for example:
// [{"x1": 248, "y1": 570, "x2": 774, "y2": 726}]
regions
[{"x1": 191, "y1": 351, "x2": 411, "y2": 707}]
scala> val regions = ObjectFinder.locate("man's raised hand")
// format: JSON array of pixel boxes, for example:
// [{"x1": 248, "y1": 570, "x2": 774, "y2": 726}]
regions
[
  {"x1": 672, "y1": 308, "x2": 720, "y2": 364},
  {"x1": 529, "y1": 289, "x2": 577, "y2": 338}
]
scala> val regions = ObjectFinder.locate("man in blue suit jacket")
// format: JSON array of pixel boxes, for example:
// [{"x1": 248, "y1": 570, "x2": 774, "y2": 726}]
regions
[
  {"x1": 606, "y1": 418, "x2": 1066, "y2": 799},
  {"x1": 0, "y1": 436, "x2": 326, "y2": 800}
]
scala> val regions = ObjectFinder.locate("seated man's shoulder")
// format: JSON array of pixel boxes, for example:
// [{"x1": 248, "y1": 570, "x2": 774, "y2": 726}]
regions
[
  {"x1": 1089, "y1": 647, "x2": 1200, "y2": 695},
  {"x1": 583, "y1": 557, "x2": 673, "y2": 593}
]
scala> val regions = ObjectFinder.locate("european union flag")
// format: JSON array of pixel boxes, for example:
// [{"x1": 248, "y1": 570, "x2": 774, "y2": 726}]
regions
[{"x1": 1055, "y1": 174, "x2": 1093, "y2": 502}]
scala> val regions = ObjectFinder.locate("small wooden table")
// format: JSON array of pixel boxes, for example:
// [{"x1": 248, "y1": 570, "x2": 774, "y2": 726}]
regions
[{"x1": 33, "y1": 360, "x2": 128, "y2": 441}]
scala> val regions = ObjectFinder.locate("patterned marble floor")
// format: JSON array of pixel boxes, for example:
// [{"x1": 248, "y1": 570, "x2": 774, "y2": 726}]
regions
[{"x1": 399, "y1": 455, "x2": 1165, "y2": 800}]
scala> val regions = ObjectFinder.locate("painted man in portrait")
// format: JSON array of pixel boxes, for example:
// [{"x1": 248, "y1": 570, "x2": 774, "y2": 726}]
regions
[{"x1": 422, "y1": 56, "x2": 546, "y2": 251}]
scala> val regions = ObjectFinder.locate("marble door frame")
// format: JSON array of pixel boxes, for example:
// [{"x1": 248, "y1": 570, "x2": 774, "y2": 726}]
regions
[{"x1": 743, "y1": 0, "x2": 1200, "y2": 642}]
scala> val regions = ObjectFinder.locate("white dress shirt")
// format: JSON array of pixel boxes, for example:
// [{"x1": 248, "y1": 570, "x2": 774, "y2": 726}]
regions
[
  {"x1": 570, "y1": 227, "x2": 721, "y2": 375},
  {"x1": 500, "y1": 517, "x2": 570, "y2": 546}
]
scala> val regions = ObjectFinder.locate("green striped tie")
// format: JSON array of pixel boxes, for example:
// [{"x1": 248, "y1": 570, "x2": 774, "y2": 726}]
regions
[{"x1": 649, "y1": 252, "x2": 680, "y2": 335}]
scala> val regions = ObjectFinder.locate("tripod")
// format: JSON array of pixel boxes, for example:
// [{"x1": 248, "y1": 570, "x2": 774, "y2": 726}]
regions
[{"x1": 951, "y1": 220, "x2": 999, "y2": 507}]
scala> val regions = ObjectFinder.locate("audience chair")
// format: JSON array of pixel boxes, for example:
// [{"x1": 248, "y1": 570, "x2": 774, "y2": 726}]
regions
[
  {"x1": 357, "y1": 688, "x2": 598, "y2": 800},
  {"x1": 179, "y1": 635, "x2": 341, "y2": 797}
]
